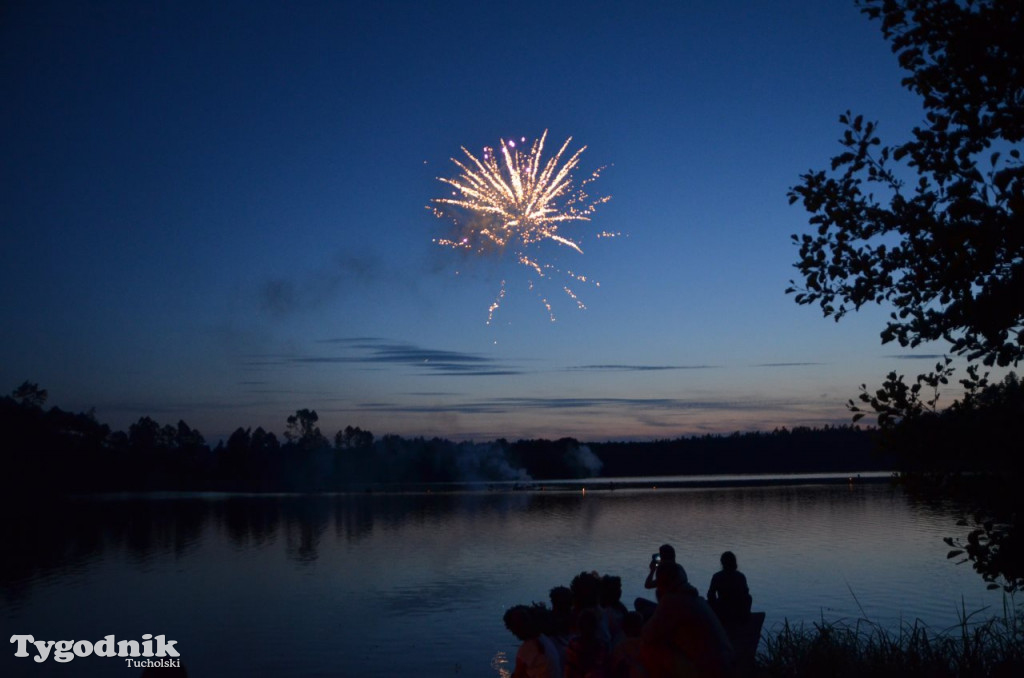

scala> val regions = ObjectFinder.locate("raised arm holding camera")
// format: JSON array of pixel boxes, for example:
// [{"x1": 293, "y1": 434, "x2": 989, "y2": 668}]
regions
[{"x1": 635, "y1": 543, "x2": 689, "y2": 621}]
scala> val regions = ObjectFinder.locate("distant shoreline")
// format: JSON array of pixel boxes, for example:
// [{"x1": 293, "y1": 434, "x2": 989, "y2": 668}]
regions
[
  {"x1": 78, "y1": 471, "x2": 896, "y2": 500},
  {"x1": 439, "y1": 470, "x2": 895, "y2": 493}
]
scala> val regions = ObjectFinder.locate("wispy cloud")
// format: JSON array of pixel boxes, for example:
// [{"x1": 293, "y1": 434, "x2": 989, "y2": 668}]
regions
[
  {"x1": 342, "y1": 395, "x2": 787, "y2": 416},
  {"x1": 753, "y1": 362, "x2": 825, "y2": 367},
  {"x1": 244, "y1": 338, "x2": 523, "y2": 376},
  {"x1": 568, "y1": 364, "x2": 718, "y2": 372}
]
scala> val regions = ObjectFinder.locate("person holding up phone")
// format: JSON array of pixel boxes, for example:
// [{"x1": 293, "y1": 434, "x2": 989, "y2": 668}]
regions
[{"x1": 634, "y1": 543, "x2": 688, "y2": 620}]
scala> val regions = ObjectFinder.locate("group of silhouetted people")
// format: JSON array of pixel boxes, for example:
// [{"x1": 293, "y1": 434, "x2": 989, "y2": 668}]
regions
[{"x1": 503, "y1": 545, "x2": 753, "y2": 678}]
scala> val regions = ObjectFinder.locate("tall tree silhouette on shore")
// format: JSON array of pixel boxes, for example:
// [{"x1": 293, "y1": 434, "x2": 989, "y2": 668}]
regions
[{"x1": 787, "y1": 0, "x2": 1024, "y2": 591}]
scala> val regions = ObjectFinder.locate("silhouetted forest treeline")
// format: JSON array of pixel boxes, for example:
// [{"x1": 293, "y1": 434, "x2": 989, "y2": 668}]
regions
[
  {"x1": 0, "y1": 381, "x2": 890, "y2": 495},
  {"x1": 590, "y1": 426, "x2": 884, "y2": 477}
]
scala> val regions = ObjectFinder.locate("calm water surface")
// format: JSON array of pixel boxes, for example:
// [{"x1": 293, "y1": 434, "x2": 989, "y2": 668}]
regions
[{"x1": 1, "y1": 477, "x2": 1013, "y2": 677}]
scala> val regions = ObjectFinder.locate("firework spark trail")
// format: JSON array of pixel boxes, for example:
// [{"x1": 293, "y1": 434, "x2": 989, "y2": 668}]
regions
[
  {"x1": 431, "y1": 130, "x2": 612, "y2": 322},
  {"x1": 486, "y1": 281, "x2": 507, "y2": 325}
]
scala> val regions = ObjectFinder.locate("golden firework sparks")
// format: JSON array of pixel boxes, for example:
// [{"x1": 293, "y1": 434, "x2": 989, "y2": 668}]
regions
[{"x1": 431, "y1": 130, "x2": 612, "y2": 322}]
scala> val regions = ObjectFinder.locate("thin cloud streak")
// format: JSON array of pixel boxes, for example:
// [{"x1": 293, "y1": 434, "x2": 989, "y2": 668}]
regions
[
  {"x1": 230, "y1": 337, "x2": 858, "y2": 439},
  {"x1": 242, "y1": 338, "x2": 524, "y2": 376},
  {"x1": 568, "y1": 364, "x2": 718, "y2": 372},
  {"x1": 340, "y1": 395, "x2": 799, "y2": 416}
]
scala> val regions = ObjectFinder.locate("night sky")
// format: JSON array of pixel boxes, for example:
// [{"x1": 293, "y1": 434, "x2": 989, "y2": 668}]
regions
[{"x1": 1, "y1": 1, "x2": 955, "y2": 442}]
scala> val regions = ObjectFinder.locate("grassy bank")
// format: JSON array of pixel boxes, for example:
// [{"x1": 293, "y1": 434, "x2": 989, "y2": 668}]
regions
[{"x1": 756, "y1": 600, "x2": 1023, "y2": 677}]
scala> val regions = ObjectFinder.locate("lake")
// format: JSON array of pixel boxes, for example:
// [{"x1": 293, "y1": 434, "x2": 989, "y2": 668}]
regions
[{"x1": 0, "y1": 475, "x2": 1013, "y2": 677}]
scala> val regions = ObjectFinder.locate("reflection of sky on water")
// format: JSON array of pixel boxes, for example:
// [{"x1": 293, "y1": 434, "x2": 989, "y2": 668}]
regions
[{"x1": 1, "y1": 483, "x2": 1011, "y2": 677}]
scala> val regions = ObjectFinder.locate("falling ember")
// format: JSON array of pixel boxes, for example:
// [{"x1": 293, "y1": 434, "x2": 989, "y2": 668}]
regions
[
  {"x1": 486, "y1": 281, "x2": 507, "y2": 325},
  {"x1": 430, "y1": 130, "x2": 613, "y2": 323}
]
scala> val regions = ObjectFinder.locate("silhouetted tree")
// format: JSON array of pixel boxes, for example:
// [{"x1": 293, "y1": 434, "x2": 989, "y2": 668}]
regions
[
  {"x1": 11, "y1": 381, "x2": 47, "y2": 408},
  {"x1": 129, "y1": 416, "x2": 168, "y2": 453},
  {"x1": 217, "y1": 426, "x2": 283, "y2": 490},
  {"x1": 174, "y1": 420, "x2": 206, "y2": 451},
  {"x1": 284, "y1": 408, "x2": 328, "y2": 450},
  {"x1": 894, "y1": 370, "x2": 1024, "y2": 593},
  {"x1": 334, "y1": 425, "x2": 374, "y2": 450},
  {"x1": 848, "y1": 357, "x2": 955, "y2": 429},
  {"x1": 219, "y1": 427, "x2": 254, "y2": 488},
  {"x1": 787, "y1": 1, "x2": 1024, "y2": 590},
  {"x1": 225, "y1": 427, "x2": 253, "y2": 455},
  {"x1": 250, "y1": 426, "x2": 280, "y2": 454},
  {"x1": 788, "y1": 0, "x2": 1023, "y2": 369}
]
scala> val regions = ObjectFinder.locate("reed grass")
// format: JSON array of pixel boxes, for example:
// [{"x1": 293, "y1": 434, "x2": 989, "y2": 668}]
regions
[{"x1": 756, "y1": 598, "x2": 1024, "y2": 678}]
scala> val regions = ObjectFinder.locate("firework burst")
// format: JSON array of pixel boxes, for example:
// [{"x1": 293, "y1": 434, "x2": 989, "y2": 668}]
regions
[{"x1": 431, "y1": 130, "x2": 612, "y2": 323}]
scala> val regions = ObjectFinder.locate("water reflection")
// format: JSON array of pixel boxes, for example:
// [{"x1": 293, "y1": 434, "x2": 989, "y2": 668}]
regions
[
  {"x1": 1, "y1": 497, "x2": 207, "y2": 606},
  {"x1": 1, "y1": 491, "x2": 591, "y2": 603},
  {"x1": 1, "y1": 482, "x2": 1012, "y2": 678},
  {"x1": 491, "y1": 649, "x2": 511, "y2": 677}
]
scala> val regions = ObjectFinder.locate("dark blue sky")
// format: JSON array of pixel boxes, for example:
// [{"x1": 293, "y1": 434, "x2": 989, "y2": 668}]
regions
[{"x1": 1, "y1": 1, "x2": 963, "y2": 441}]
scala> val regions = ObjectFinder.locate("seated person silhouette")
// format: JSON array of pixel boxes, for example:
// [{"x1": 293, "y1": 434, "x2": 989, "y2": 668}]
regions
[
  {"x1": 548, "y1": 584, "x2": 574, "y2": 657},
  {"x1": 706, "y1": 550, "x2": 752, "y2": 630},
  {"x1": 564, "y1": 607, "x2": 611, "y2": 678},
  {"x1": 634, "y1": 543, "x2": 688, "y2": 621},
  {"x1": 504, "y1": 604, "x2": 563, "y2": 678},
  {"x1": 640, "y1": 562, "x2": 735, "y2": 678},
  {"x1": 571, "y1": 571, "x2": 612, "y2": 646},
  {"x1": 610, "y1": 611, "x2": 648, "y2": 678},
  {"x1": 600, "y1": 574, "x2": 629, "y2": 648}
]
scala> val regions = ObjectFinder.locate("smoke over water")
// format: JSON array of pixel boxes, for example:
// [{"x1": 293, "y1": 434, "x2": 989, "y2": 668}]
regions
[
  {"x1": 335, "y1": 436, "x2": 603, "y2": 485},
  {"x1": 566, "y1": 444, "x2": 603, "y2": 477},
  {"x1": 454, "y1": 441, "x2": 533, "y2": 483}
]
